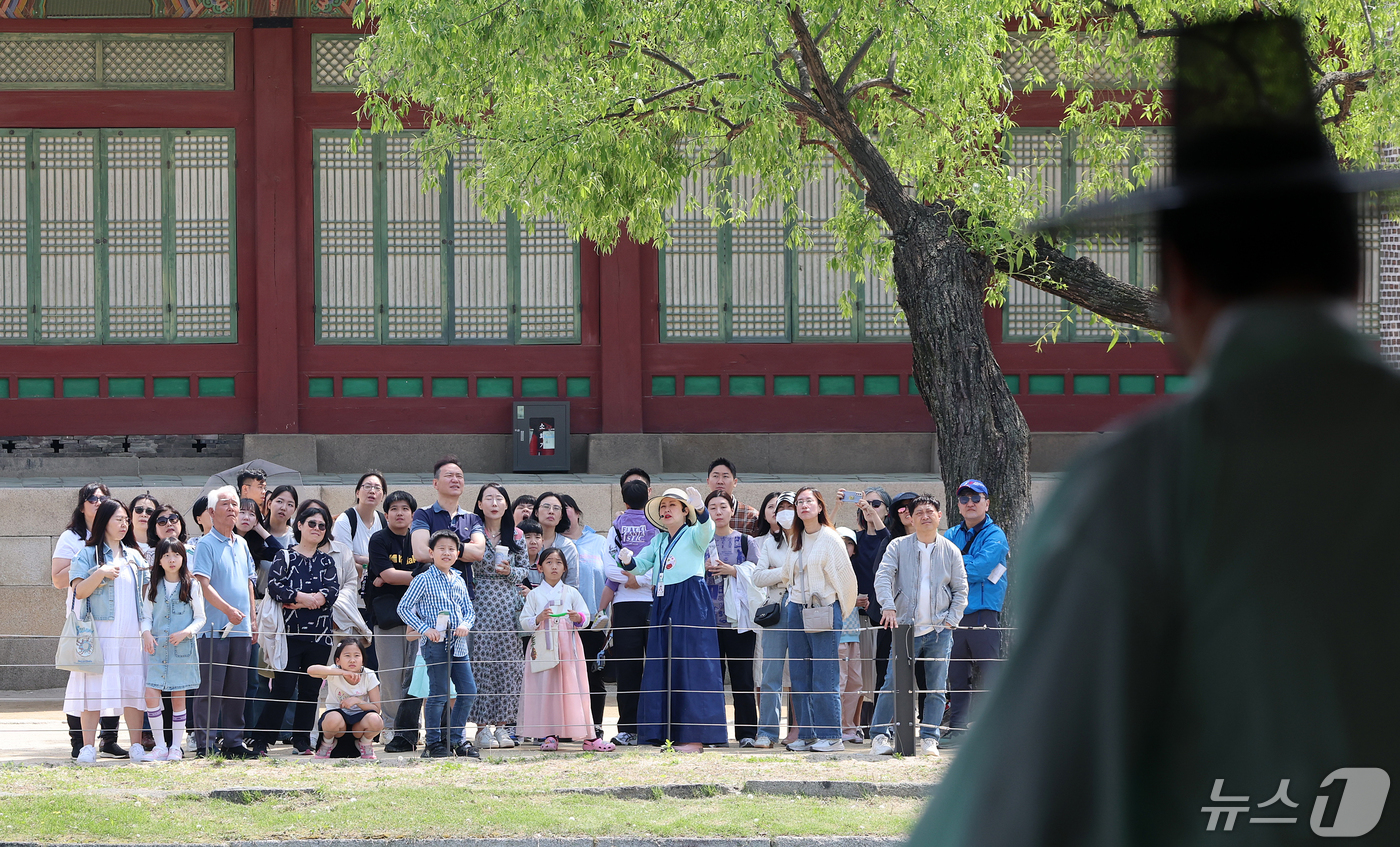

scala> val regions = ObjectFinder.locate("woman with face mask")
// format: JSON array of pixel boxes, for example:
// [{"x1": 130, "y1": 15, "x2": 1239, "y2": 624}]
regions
[{"x1": 750, "y1": 492, "x2": 799, "y2": 748}]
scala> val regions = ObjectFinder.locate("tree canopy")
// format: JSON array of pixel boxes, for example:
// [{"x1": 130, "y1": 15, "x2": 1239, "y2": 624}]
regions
[{"x1": 353, "y1": 0, "x2": 1399, "y2": 336}]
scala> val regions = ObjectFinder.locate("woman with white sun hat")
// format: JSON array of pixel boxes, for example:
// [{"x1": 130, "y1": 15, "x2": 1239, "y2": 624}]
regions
[{"x1": 618, "y1": 486, "x2": 727, "y2": 753}]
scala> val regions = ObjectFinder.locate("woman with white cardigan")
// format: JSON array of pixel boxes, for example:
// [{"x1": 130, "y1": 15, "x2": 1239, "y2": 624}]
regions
[{"x1": 754, "y1": 487, "x2": 857, "y2": 753}]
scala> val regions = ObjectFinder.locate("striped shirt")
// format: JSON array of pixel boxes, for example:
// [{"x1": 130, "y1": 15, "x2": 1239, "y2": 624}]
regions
[{"x1": 397, "y1": 565, "x2": 476, "y2": 658}]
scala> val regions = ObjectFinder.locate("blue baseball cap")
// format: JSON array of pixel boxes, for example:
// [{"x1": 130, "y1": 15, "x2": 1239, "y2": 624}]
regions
[{"x1": 957, "y1": 479, "x2": 989, "y2": 496}]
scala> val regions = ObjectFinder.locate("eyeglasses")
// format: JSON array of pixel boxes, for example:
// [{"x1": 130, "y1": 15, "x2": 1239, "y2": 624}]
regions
[
  {"x1": 795, "y1": 497, "x2": 818, "y2": 507},
  {"x1": 302, "y1": 520, "x2": 327, "y2": 531},
  {"x1": 359, "y1": 484, "x2": 383, "y2": 492},
  {"x1": 958, "y1": 493, "x2": 985, "y2": 505},
  {"x1": 86, "y1": 495, "x2": 108, "y2": 505},
  {"x1": 132, "y1": 506, "x2": 156, "y2": 516},
  {"x1": 155, "y1": 515, "x2": 180, "y2": 527}
]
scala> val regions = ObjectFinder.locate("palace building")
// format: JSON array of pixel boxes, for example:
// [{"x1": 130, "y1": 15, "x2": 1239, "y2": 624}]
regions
[{"x1": 0, "y1": 2, "x2": 1389, "y2": 475}]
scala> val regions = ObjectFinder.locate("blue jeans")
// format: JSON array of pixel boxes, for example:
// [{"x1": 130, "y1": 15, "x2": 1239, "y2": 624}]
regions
[
  {"x1": 872, "y1": 627, "x2": 953, "y2": 740},
  {"x1": 757, "y1": 597, "x2": 789, "y2": 740},
  {"x1": 421, "y1": 638, "x2": 477, "y2": 747},
  {"x1": 785, "y1": 600, "x2": 842, "y2": 741}
]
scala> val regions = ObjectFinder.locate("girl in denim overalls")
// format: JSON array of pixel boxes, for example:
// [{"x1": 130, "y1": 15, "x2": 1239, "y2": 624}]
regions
[{"x1": 140, "y1": 538, "x2": 205, "y2": 761}]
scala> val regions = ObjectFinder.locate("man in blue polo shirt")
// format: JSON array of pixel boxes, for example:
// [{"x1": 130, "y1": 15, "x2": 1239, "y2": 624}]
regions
[
  {"x1": 941, "y1": 479, "x2": 1008, "y2": 745},
  {"x1": 402, "y1": 456, "x2": 488, "y2": 752},
  {"x1": 190, "y1": 485, "x2": 257, "y2": 758}
]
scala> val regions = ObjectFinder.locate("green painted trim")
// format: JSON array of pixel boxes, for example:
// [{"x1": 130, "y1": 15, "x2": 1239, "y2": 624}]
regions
[
  {"x1": 432, "y1": 377, "x2": 469, "y2": 397},
  {"x1": 1028, "y1": 374, "x2": 1066, "y2": 395},
  {"x1": 312, "y1": 131, "x2": 327, "y2": 344},
  {"x1": 505, "y1": 208, "x2": 521, "y2": 344},
  {"x1": 1004, "y1": 374, "x2": 1021, "y2": 394},
  {"x1": 0, "y1": 33, "x2": 235, "y2": 92},
  {"x1": 342, "y1": 377, "x2": 379, "y2": 398},
  {"x1": 1164, "y1": 375, "x2": 1192, "y2": 394},
  {"x1": 439, "y1": 153, "x2": 455, "y2": 343},
  {"x1": 728, "y1": 375, "x2": 764, "y2": 396},
  {"x1": 198, "y1": 376, "x2": 235, "y2": 397},
  {"x1": 1072, "y1": 374, "x2": 1110, "y2": 395},
  {"x1": 783, "y1": 211, "x2": 797, "y2": 342},
  {"x1": 24, "y1": 130, "x2": 38, "y2": 343},
  {"x1": 521, "y1": 377, "x2": 558, "y2": 397},
  {"x1": 1118, "y1": 374, "x2": 1155, "y2": 395},
  {"x1": 651, "y1": 375, "x2": 677, "y2": 396},
  {"x1": 107, "y1": 377, "x2": 145, "y2": 398},
  {"x1": 773, "y1": 375, "x2": 810, "y2": 396},
  {"x1": 92, "y1": 129, "x2": 109, "y2": 344},
  {"x1": 160, "y1": 130, "x2": 177, "y2": 341},
  {"x1": 152, "y1": 376, "x2": 190, "y2": 397},
  {"x1": 63, "y1": 377, "x2": 99, "y2": 398},
  {"x1": 862, "y1": 375, "x2": 899, "y2": 396},
  {"x1": 0, "y1": 378, "x2": 8, "y2": 399},
  {"x1": 717, "y1": 179, "x2": 733, "y2": 341},
  {"x1": 683, "y1": 375, "x2": 720, "y2": 396},
  {"x1": 308, "y1": 377, "x2": 334, "y2": 398},
  {"x1": 372, "y1": 134, "x2": 388, "y2": 343},
  {"x1": 565, "y1": 376, "x2": 591, "y2": 397},
  {"x1": 817, "y1": 375, "x2": 854, "y2": 396},
  {"x1": 908, "y1": 375, "x2": 918, "y2": 395},
  {"x1": 17, "y1": 377, "x2": 54, "y2": 398},
  {"x1": 387, "y1": 377, "x2": 423, "y2": 397},
  {"x1": 477, "y1": 377, "x2": 513, "y2": 398}
]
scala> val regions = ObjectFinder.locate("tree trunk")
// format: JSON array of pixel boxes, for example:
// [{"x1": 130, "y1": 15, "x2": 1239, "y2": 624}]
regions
[{"x1": 891, "y1": 201, "x2": 1033, "y2": 555}]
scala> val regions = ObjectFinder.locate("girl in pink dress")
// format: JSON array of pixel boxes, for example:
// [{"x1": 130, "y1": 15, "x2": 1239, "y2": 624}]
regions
[{"x1": 516, "y1": 548, "x2": 615, "y2": 752}]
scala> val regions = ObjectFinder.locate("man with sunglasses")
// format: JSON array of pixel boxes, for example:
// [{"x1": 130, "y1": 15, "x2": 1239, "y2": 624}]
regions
[{"x1": 941, "y1": 479, "x2": 1008, "y2": 746}]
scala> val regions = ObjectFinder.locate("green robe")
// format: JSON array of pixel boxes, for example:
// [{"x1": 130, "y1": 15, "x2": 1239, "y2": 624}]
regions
[{"x1": 917, "y1": 302, "x2": 1400, "y2": 845}]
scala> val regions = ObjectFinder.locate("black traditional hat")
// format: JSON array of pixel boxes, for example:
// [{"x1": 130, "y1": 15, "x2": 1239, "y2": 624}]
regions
[{"x1": 1033, "y1": 14, "x2": 1400, "y2": 236}]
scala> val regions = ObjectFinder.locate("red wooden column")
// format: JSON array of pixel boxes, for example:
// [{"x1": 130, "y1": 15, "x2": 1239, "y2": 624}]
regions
[
  {"x1": 252, "y1": 19, "x2": 300, "y2": 433},
  {"x1": 597, "y1": 228, "x2": 645, "y2": 431}
]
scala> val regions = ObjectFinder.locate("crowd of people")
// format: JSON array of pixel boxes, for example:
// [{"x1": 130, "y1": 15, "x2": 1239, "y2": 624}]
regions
[{"x1": 49, "y1": 457, "x2": 1009, "y2": 763}]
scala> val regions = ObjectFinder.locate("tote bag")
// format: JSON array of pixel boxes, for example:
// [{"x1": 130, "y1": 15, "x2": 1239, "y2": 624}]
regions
[
  {"x1": 55, "y1": 596, "x2": 104, "y2": 675},
  {"x1": 529, "y1": 619, "x2": 560, "y2": 673},
  {"x1": 798, "y1": 550, "x2": 835, "y2": 634}
]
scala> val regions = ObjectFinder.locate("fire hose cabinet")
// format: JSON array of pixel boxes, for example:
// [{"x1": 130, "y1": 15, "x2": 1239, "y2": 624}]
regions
[{"x1": 512, "y1": 401, "x2": 570, "y2": 472}]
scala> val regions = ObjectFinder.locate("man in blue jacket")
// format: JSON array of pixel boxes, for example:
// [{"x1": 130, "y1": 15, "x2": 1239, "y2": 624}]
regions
[{"x1": 941, "y1": 479, "x2": 1008, "y2": 744}]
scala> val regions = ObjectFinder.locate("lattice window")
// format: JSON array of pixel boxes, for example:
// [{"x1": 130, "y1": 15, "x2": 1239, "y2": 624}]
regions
[
  {"x1": 662, "y1": 158, "x2": 903, "y2": 342},
  {"x1": 311, "y1": 34, "x2": 363, "y2": 92},
  {"x1": 0, "y1": 128, "x2": 235, "y2": 345},
  {"x1": 314, "y1": 131, "x2": 579, "y2": 345},
  {"x1": 0, "y1": 34, "x2": 232, "y2": 90},
  {"x1": 1003, "y1": 32, "x2": 1171, "y2": 91},
  {"x1": 1002, "y1": 128, "x2": 1167, "y2": 342},
  {"x1": 1359, "y1": 191, "x2": 1395, "y2": 338}
]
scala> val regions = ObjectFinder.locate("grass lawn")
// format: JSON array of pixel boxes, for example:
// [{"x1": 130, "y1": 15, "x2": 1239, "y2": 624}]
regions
[{"x1": 0, "y1": 750, "x2": 941, "y2": 842}]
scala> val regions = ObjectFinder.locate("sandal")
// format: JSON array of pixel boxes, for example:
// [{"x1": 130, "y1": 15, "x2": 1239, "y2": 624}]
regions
[
  {"x1": 540, "y1": 736, "x2": 559, "y2": 752},
  {"x1": 581, "y1": 738, "x2": 616, "y2": 752}
]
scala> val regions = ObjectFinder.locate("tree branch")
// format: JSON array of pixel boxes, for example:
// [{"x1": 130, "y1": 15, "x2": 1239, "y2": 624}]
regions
[
  {"x1": 1101, "y1": 1, "x2": 1180, "y2": 39},
  {"x1": 1314, "y1": 68, "x2": 1375, "y2": 126},
  {"x1": 835, "y1": 27, "x2": 881, "y2": 96},
  {"x1": 994, "y1": 237, "x2": 1167, "y2": 331},
  {"x1": 799, "y1": 136, "x2": 866, "y2": 190},
  {"x1": 609, "y1": 39, "x2": 696, "y2": 81}
]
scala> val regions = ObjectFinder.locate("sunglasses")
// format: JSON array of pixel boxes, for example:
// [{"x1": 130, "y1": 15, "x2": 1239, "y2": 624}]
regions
[
  {"x1": 86, "y1": 495, "x2": 108, "y2": 505},
  {"x1": 155, "y1": 514, "x2": 180, "y2": 527},
  {"x1": 132, "y1": 506, "x2": 156, "y2": 516},
  {"x1": 958, "y1": 493, "x2": 986, "y2": 504},
  {"x1": 863, "y1": 501, "x2": 885, "y2": 509},
  {"x1": 302, "y1": 520, "x2": 327, "y2": 531}
]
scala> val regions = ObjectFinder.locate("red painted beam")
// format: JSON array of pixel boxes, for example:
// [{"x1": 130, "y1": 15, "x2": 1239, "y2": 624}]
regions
[
  {"x1": 598, "y1": 234, "x2": 645, "y2": 432},
  {"x1": 252, "y1": 23, "x2": 300, "y2": 433}
]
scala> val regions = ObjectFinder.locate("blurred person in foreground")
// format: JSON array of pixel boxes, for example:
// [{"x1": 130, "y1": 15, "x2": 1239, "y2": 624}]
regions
[{"x1": 921, "y1": 14, "x2": 1400, "y2": 845}]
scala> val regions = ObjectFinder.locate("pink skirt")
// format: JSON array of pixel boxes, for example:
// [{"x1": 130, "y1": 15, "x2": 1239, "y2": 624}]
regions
[{"x1": 516, "y1": 623, "x2": 594, "y2": 739}]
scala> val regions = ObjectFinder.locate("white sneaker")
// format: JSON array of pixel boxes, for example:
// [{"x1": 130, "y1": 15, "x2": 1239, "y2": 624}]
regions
[
  {"x1": 76, "y1": 745, "x2": 98, "y2": 765},
  {"x1": 150, "y1": 745, "x2": 169, "y2": 762},
  {"x1": 129, "y1": 745, "x2": 147, "y2": 763},
  {"x1": 810, "y1": 738, "x2": 845, "y2": 753},
  {"x1": 752, "y1": 736, "x2": 774, "y2": 749},
  {"x1": 493, "y1": 726, "x2": 516, "y2": 749},
  {"x1": 475, "y1": 728, "x2": 499, "y2": 749},
  {"x1": 164, "y1": 746, "x2": 183, "y2": 762},
  {"x1": 785, "y1": 738, "x2": 813, "y2": 752},
  {"x1": 871, "y1": 734, "x2": 895, "y2": 756},
  {"x1": 921, "y1": 738, "x2": 941, "y2": 757}
]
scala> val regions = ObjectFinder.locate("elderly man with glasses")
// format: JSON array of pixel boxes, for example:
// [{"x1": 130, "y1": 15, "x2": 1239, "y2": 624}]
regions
[{"x1": 940, "y1": 479, "x2": 1008, "y2": 747}]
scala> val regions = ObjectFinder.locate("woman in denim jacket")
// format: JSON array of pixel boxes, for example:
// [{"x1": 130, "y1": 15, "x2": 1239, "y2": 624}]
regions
[{"x1": 67, "y1": 499, "x2": 151, "y2": 764}]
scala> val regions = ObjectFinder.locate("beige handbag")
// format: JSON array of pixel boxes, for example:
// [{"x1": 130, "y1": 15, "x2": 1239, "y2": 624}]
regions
[
  {"x1": 529, "y1": 618, "x2": 560, "y2": 673},
  {"x1": 56, "y1": 596, "x2": 104, "y2": 675},
  {"x1": 798, "y1": 550, "x2": 835, "y2": 633}
]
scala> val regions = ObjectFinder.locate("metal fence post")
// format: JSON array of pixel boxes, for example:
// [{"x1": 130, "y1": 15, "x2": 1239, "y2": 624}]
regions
[{"x1": 891, "y1": 624, "x2": 916, "y2": 756}]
